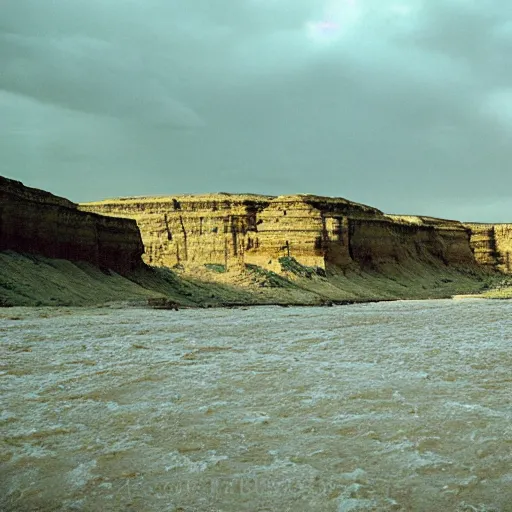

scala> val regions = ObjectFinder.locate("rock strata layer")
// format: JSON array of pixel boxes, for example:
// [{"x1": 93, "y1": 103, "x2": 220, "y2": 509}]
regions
[
  {"x1": 80, "y1": 194, "x2": 479, "y2": 274},
  {"x1": 0, "y1": 176, "x2": 143, "y2": 275},
  {"x1": 465, "y1": 223, "x2": 512, "y2": 273}
]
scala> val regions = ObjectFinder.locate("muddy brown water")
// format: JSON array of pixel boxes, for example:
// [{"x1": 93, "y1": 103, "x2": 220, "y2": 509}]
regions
[{"x1": 1, "y1": 299, "x2": 511, "y2": 511}]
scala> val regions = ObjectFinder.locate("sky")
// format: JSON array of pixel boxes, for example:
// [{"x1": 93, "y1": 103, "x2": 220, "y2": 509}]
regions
[{"x1": 1, "y1": 0, "x2": 511, "y2": 221}]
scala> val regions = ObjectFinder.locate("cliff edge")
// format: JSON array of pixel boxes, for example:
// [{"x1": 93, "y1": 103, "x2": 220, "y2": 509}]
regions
[
  {"x1": 0, "y1": 176, "x2": 144, "y2": 275},
  {"x1": 81, "y1": 194, "x2": 480, "y2": 275}
]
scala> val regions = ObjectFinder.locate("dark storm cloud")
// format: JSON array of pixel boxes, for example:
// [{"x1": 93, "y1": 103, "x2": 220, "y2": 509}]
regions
[
  {"x1": 1, "y1": 0, "x2": 511, "y2": 220},
  {"x1": 0, "y1": 13, "x2": 204, "y2": 127}
]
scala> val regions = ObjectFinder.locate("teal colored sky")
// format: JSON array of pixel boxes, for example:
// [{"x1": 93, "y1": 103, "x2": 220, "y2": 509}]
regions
[{"x1": 1, "y1": 0, "x2": 511, "y2": 221}]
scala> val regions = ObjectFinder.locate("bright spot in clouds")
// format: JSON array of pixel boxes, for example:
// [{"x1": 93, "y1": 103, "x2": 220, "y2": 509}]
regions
[{"x1": 305, "y1": 0, "x2": 361, "y2": 43}]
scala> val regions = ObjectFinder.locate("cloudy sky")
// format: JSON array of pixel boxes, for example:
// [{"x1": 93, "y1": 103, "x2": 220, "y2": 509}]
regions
[{"x1": 1, "y1": 0, "x2": 511, "y2": 220}]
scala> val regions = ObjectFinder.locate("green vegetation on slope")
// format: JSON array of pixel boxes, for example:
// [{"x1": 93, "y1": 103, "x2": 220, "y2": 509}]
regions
[
  {"x1": 480, "y1": 277, "x2": 512, "y2": 299},
  {"x1": 0, "y1": 252, "x2": 498, "y2": 308}
]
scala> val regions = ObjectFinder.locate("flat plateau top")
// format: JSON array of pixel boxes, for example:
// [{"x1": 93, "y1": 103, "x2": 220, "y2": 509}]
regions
[
  {"x1": 81, "y1": 193, "x2": 380, "y2": 212},
  {"x1": 82, "y1": 193, "x2": 274, "y2": 204}
]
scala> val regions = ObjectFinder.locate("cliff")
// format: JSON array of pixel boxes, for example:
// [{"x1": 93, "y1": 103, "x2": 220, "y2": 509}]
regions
[
  {"x1": 465, "y1": 223, "x2": 512, "y2": 273},
  {"x1": 0, "y1": 176, "x2": 144, "y2": 275},
  {"x1": 80, "y1": 194, "x2": 479, "y2": 275},
  {"x1": 1, "y1": 181, "x2": 500, "y2": 307}
]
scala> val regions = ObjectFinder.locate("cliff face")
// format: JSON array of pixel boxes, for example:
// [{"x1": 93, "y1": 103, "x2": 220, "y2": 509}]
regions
[
  {"x1": 80, "y1": 194, "x2": 479, "y2": 274},
  {"x1": 0, "y1": 176, "x2": 144, "y2": 275},
  {"x1": 465, "y1": 223, "x2": 512, "y2": 273},
  {"x1": 348, "y1": 217, "x2": 475, "y2": 271}
]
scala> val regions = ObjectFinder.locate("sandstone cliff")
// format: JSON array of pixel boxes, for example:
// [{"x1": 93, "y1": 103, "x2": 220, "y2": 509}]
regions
[
  {"x1": 80, "y1": 194, "x2": 479, "y2": 275},
  {"x1": 0, "y1": 176, "x2": 144, "y2": 275},
  {"x1": 465, "y1": 223, "x2": 512, "y2": 273},
  {"x1": 1, "y1": 180, "x2": 501, "y2": 307}
]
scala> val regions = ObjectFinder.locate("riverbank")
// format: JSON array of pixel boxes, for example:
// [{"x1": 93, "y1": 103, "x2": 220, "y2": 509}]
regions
[
  {"x1": 452, "y1": 277, "x2": 512, "y2": 300},
  {"x1": 0, "y1": 251, "x2": 500, "y2": 308}
]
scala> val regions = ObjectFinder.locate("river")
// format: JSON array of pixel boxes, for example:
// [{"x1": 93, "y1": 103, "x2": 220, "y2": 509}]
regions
[{"x1": 1, "y1": 299, "x2": 511, "y2": 511}]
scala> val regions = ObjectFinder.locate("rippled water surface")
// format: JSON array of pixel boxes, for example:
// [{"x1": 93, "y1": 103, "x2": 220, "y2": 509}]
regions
[{"x1": 1, "y1": 299, "x2": 512, "y2": 511}]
